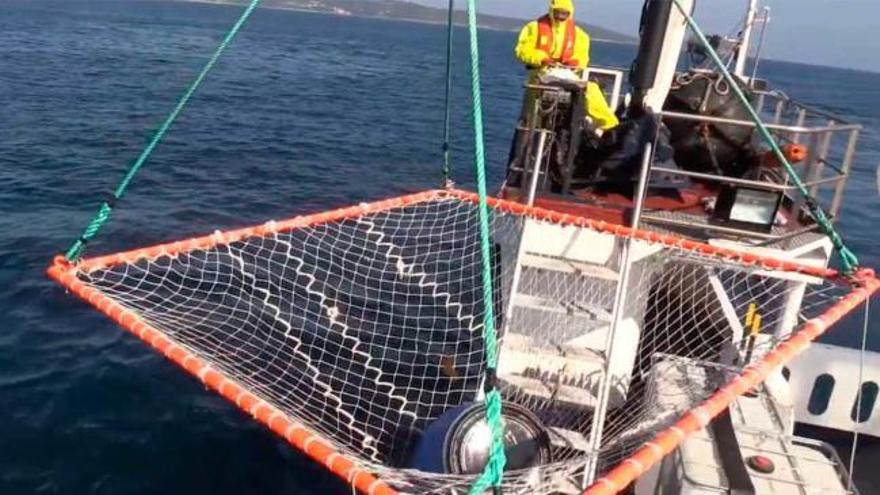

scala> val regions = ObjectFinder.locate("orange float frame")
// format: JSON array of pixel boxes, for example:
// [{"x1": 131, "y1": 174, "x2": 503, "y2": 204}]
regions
[{"x1": 48, "y1": 188, "x2": 879, "y2": 495}]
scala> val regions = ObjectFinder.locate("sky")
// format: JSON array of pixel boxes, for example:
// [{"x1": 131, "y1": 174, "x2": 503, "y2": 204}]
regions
[{"x1": 421, "y1": 0, "x2": 880, "y2": 73}]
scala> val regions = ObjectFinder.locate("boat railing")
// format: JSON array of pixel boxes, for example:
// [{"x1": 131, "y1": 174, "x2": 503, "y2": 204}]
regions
[
  {"x1": 656, "y1": 103, "x2": 860, "y2": 228},
  {"x1": 522, "y1": 65, "x2": 862, "y2": 242},
  {"x1": 640, "y1": 80, "x2": 860, "y2": 241},
  {"x1": 751, "y1": 89, "x2": 862, "y2": 218}
]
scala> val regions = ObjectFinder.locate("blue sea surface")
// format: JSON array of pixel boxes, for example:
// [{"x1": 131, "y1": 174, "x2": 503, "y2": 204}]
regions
[{"x1": 1, "y1": 0, "x2": 879, "y2": 493}]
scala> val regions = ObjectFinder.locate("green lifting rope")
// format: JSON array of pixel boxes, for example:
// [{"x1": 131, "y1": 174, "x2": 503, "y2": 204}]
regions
[
  {"x1": 64, "y1": 0, "x2": 264, "y2": 262},
  {"x1": 671, "y1": 0, "x2": 859, "y2": 275},
  {"x1": 462, "y1": 0, "x2": 507, "y2": 493}
]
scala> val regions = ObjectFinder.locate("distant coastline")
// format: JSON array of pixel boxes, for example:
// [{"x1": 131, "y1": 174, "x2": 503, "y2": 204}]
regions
[{"x1": 171, "y1": 0, "x2": 638, "y2": 44}]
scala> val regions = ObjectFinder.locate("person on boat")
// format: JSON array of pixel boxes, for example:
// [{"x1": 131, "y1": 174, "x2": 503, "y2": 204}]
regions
[{"x1": 514, "y1": 0, "x2": 619, "y2": 132}]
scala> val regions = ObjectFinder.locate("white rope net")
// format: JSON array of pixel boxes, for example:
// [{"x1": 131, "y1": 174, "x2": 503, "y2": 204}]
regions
[{"x1": 70, "y1": 193, "x2": 852, "y2": 494}]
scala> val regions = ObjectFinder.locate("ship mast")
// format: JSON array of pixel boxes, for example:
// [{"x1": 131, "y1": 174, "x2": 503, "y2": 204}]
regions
[
  {"x1": 629, "y1": 0, "x2": 696, "y2": 113},
  {"x1": 734, "y1": 0, "x2": 759, "y2": 78}
]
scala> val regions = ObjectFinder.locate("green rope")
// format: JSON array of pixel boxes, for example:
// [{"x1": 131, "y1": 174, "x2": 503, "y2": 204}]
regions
[
  {"x1": 671, "y1": 0, "x2": 859, "y2": 274},
  {"x1": 65, "y1": 0, "x2": 264, "y2": 262},
  {"x1": 441, "y1": 0, "x2": 455, "y2": 184},
  {"x1": 463, "y1": 0, "x2": 506, "y2": 493}
]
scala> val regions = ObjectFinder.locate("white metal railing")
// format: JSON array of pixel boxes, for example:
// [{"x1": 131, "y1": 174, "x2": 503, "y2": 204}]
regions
[
  {"x1": 752, "y1": 89, "x2": 862, "y2": 218},
  {"x1": 584, "y1": 66, "x2": 860, "y2": 226},
  {"x1": 516, "y1": 65, "x2": 862, "y2": 242}
]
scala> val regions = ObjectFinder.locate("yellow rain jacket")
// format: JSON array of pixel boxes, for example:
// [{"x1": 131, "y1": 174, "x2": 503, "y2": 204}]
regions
[{"x1": 514, "y1": 0, "x2": 619, "y2": 130}]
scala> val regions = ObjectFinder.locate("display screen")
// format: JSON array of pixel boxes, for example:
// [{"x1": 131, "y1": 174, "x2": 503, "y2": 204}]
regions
[{"x1": 729, "y1": 188, "x2": 779, "y2": 225}]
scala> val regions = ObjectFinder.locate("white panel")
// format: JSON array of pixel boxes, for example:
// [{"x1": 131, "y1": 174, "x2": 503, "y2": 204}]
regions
[
  {"x1": 520, "y1": 219, "x2": 617, "y2": 265},
  {"x1": 641, "y1": 0, "x2": 695, "y2": 112},
  {"x1": 786, "y1": 343, "x2": 880, "y2": 436}
]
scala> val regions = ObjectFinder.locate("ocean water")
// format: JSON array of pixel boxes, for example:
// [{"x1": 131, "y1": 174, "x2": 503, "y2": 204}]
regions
[{"x1": 1, "y1": 0, "x2": 879, "y2": 493}]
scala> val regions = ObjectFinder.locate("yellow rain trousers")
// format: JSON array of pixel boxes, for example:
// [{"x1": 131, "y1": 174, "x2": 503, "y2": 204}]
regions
[{"x1": 514, "y1": 0, "x2": 619, "y2": 130}]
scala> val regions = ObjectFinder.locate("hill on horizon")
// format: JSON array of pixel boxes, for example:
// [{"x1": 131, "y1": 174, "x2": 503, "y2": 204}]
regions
[{"x1": 185, "y1": 0, "x2": 637, "y2": 43}]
